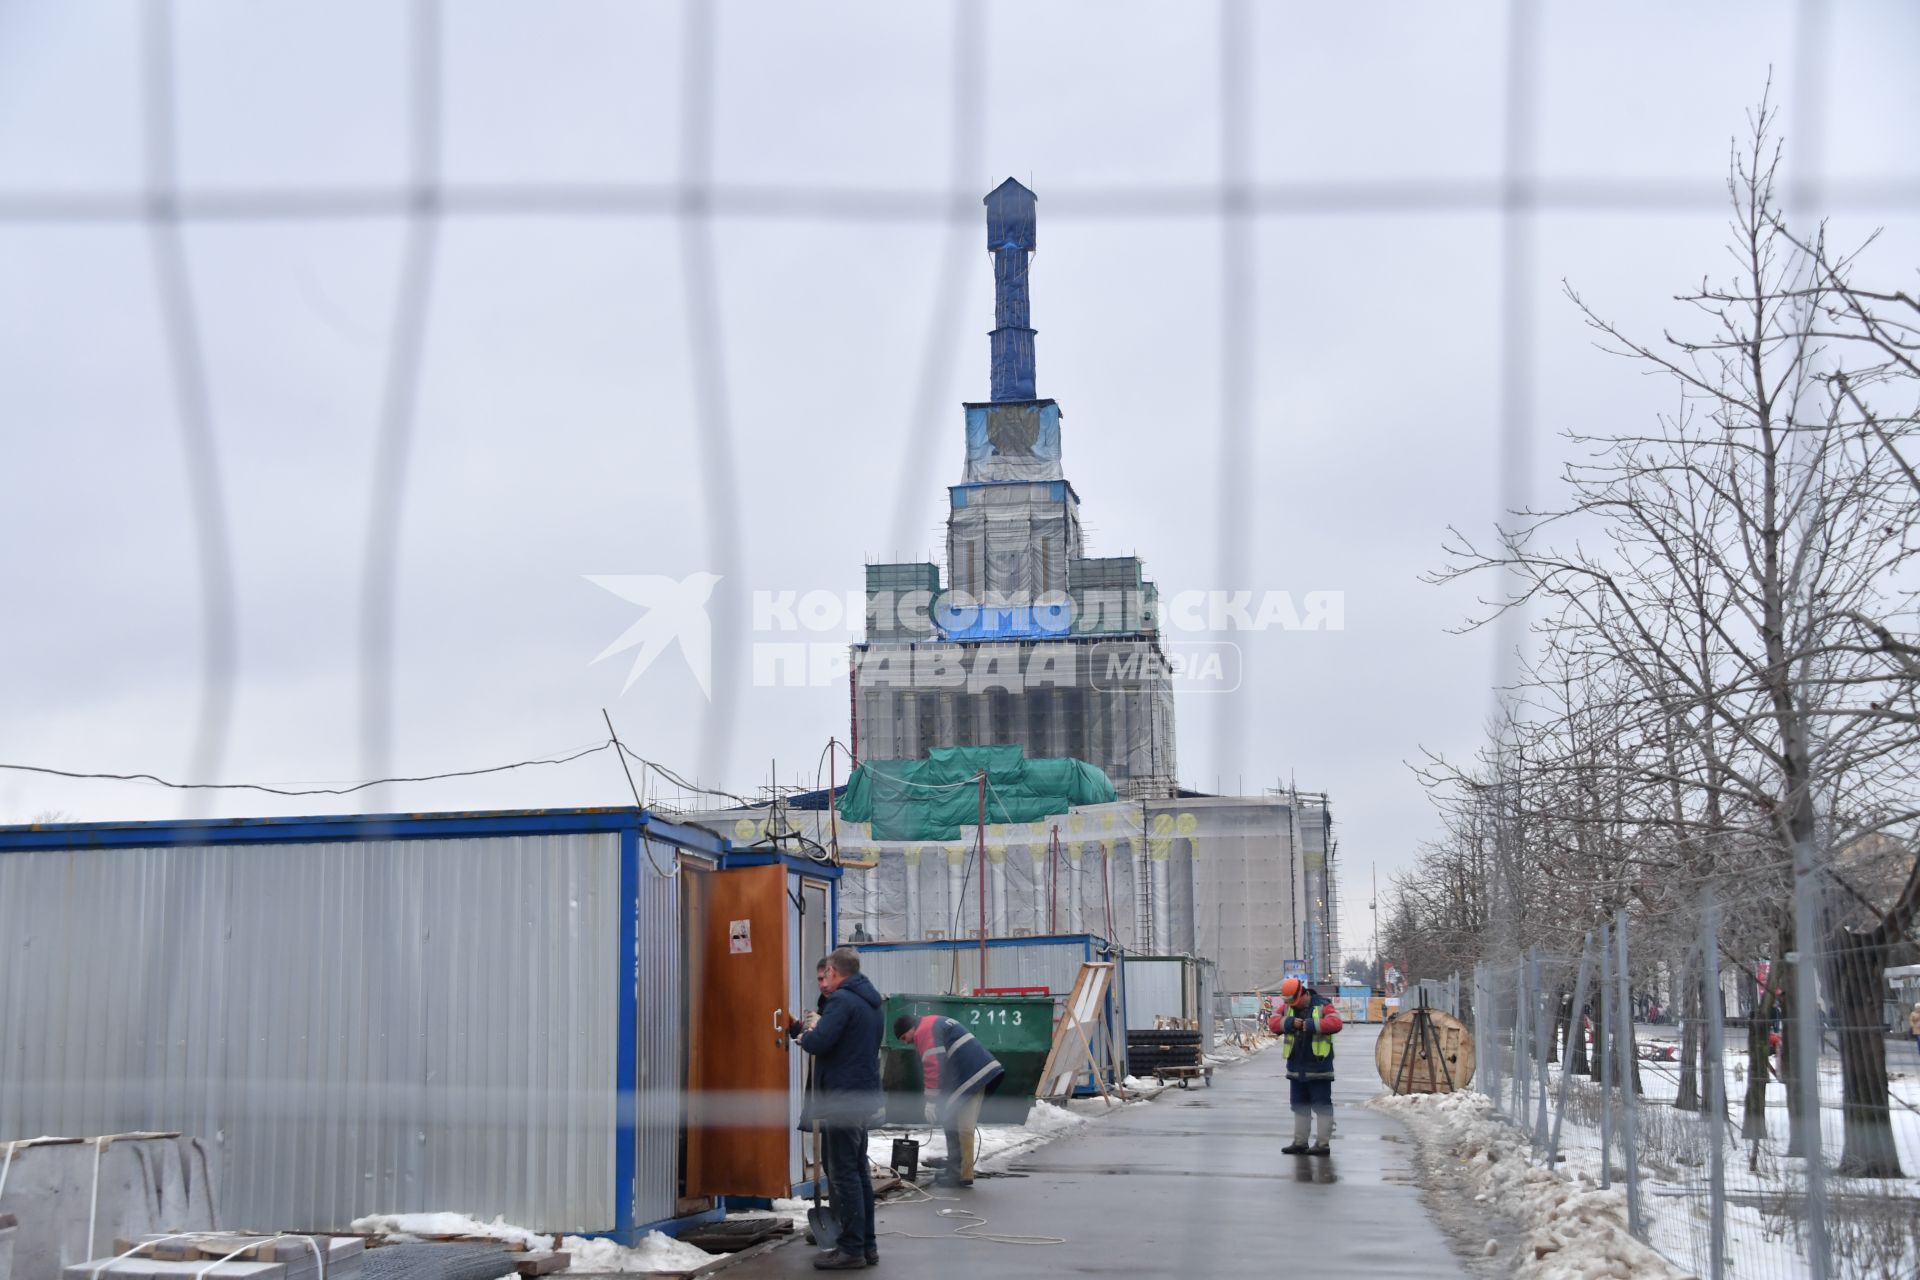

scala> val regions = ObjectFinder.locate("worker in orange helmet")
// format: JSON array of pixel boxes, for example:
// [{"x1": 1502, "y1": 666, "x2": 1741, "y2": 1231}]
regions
[{"x1": 1267, "y1": 976, "x2": 1344, "y2": 1155}]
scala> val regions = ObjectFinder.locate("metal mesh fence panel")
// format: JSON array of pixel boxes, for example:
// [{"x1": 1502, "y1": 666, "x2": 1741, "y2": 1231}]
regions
[{"x1": 1463, "y1": 883, "x2": 1920, "y2": 1278}]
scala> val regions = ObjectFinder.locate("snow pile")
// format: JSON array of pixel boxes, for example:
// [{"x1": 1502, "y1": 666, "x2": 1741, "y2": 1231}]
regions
[
  {"x1": 1371, "y1": 1091, "x2": 1688, "y2": 1280},
  {"x1": 1016, "y1": 1101, "x2": 1091, "y2": 1138},
  {"x1": 346, "y1": 1213, "x2": 715, "y2": 1275},
  {"x1": 560, "y1": 1231, "x2": 714, "y2": 1274},
  {"x1": 348, "y1": 1213, "x2": 553, "y2": 1251},
  {"x1": 866, "y1": 1100, "x2": 1092, "y2": 1172},
  {"x1": 1122, "y1": 1074, "x2": 1169, "y2": 1094}
]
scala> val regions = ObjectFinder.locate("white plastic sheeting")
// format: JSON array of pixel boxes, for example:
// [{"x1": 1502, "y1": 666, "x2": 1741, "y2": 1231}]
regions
[
  {"x1": 686, "y1": 793, "x2": 1316, "y2": 993},
  {"x1": 962, "y1": 403, "x2": 1064, "y2": 484},
  {"x1": 946, "y1": 490, "x2": 1080, "y2": 603}
]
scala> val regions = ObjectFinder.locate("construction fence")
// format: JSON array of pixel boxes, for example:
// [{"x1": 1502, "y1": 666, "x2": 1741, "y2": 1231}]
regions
[{"x1": 1462, "y1": 890, "x2": 1920, "y2": 1280}]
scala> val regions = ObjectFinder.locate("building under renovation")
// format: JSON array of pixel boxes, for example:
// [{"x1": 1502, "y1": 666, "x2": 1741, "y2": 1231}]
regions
[
  {"x1": 851, "y1": 179, "x2": 1178, "y2": 799},
  {"x1": 810, "y1": 178, "x2": 1343, "y2": 992},
  {"x1": 686, "y1": 778, "x2": 1336, "y2": 993}
]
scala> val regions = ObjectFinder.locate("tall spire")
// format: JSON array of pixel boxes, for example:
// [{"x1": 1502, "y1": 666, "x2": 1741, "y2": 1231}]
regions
[{"x1": 985, "y1": 178, "x2": 1037, "y2": 402}]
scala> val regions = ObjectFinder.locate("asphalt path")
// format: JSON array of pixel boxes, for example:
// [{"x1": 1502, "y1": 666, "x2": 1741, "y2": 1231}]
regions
[{"x1": 724, "y1": 1024, "x2": 1469, "y2": 1278}]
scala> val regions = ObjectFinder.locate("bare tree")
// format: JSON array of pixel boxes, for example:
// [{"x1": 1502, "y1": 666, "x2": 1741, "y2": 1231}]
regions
[{"x1": 1423, "y1": 101, "x2": 1920, "y2": 1176}]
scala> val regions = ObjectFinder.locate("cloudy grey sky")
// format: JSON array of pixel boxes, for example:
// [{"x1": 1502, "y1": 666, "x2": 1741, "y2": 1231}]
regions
[{"x1": 2, "y1": 1, "x2": 1916, "y2": 959}]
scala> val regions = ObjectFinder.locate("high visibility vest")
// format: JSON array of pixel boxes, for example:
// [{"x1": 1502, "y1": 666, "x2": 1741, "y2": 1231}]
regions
[{"x1": 1282, "y1": 1003, "x2": 1335, "y2": 1061}]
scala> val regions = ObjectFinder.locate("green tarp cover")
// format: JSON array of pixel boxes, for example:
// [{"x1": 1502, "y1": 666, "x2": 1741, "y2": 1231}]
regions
[{"x1": 839, "y1": 745, "x2": 1117, "y2": 841}]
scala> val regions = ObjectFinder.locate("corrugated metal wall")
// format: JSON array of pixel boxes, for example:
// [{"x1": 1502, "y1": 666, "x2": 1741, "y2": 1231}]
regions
[
  {"x1": 0, "y1": 832, "x2": 632, "y2": 1233},
  {"x1": 1122, "y1": 957, "x2": 1187, "y2": 1030},
  {"x1": 786, "y1": 874, "x2": 832, "y2": 1191},
  {"x1": 1192, "y1": 958, "x2": 1217, "y2": 1047},
  {"x1": 632, "y1": 831, "x2": 682, "y2": 1230}
]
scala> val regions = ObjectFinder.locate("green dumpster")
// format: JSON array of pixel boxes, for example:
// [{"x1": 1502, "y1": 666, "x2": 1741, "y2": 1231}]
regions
[{"x1": 880, "y1": 993, "x2": 1056, "y2": 1124}]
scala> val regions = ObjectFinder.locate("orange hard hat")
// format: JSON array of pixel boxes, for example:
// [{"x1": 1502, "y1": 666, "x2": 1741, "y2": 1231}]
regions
[{"x1": 1279, "y1": 977, "x2": 1308, "y2": 1007}]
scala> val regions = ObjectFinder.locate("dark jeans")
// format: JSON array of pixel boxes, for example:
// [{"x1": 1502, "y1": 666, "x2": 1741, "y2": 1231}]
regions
[
  {"x1": 820, "y1": 1122, "x2": 875, "y2": 1256},
  {"x1": 1289, "y1": 1078, "x2": 1333, "y2": 1113}
]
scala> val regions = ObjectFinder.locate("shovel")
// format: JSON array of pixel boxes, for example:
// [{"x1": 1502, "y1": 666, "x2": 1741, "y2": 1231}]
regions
[{"x1": 803, "y1": 1059, "x2": 840, "y2": 1251}]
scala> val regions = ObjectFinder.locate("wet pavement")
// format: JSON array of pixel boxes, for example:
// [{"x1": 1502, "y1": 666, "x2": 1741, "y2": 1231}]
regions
[{"x1": 722, "y1": 1025, "x2": 1470, "y2": 1278}]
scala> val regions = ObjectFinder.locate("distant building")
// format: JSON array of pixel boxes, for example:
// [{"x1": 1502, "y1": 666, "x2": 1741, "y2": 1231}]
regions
[
  {"x1": 851, "y1": 179, "x2": 1178, "y2": 798},
  {"x1": 830, "y1": 178, "x2": 1342, "y2": 991},
  {"x1": 685, "y1": 786, "x2": 1338, "y2": 994}
]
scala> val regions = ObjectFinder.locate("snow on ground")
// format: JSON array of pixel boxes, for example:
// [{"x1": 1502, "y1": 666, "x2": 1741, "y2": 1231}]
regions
[
  {"x1": 1621, "y1": 1038, "x2": 1920, "y2": 1156},
  {"x1": 1373, "y1": 1090, "x2": 1688, "y2": 1280},
  {"x1": 1484, "y1": 1046, "x2": 1920, "y2": 1279},
  {"x1": 558, "y1": 1231, "x2": 715, "y2": 1274},
  {"x1": 345, "y1": 1213, "x2": 715, "y2": 1275},
  {"x1": 347, "y1": 1213, "x2": 554, "y2": 1251},
  {"x1": 864, "y1": 1098, "x2": 1092, "y2": 1171}
]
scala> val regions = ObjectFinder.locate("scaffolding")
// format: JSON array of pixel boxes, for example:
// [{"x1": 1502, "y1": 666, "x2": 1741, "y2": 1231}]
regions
[
  {"x1": 682, "y1": 791, "x2": 1309, "y2": 993},
  {"x1": 849, "y1": 178, "x2": 1179, "y2": 799}
]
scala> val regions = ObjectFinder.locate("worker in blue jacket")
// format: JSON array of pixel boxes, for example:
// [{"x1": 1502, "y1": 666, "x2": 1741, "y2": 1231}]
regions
[
  {"x1": 1267, "y1": 976, "x2": 1344, "y2": 1155},
  {"x1": 895, "y1": 1012, "x2": 1006, "y2": 1188},
  {"x1": 788, "y1": 948, "x2": 884, "y2": 1270}
]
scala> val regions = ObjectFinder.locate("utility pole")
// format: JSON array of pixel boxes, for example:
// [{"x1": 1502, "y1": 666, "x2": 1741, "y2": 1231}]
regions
[
  {"x1": 1370, "y1": 862, "x2": 1378, "y2": 987},
  {"x1": 976, "y1": 769, "x2": 988, "y2": 991}
]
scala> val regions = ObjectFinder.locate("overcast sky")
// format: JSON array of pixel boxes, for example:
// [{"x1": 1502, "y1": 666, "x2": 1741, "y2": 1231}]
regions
[{"x1": 2, "y1": 1, "x2": 1917, "y2": 959}]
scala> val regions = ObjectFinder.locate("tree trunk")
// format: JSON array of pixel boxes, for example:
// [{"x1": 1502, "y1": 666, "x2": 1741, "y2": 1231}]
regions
[
  {"x1": 1568, "y1": 990, "x2": 1590, "y2": 1076},
  {"x1": 1588, "y1": 993, "x2": 1606, "y2": 1082},
  {"x1": 1781, "y1": 957, "x2": 1806, "y2": 1157},
  {"x1": 1742, "y1": 983, "x2": 1774, "y2": 1142},
  {"x1": 1676, "y1": 962, "x2": 1702, "y2": 1112},
  {"x1": 1627, "y1": 1016, "x2": 1644, "y2": 1096},
  {"x1": 1828, "y1": 930, "x2": 1904, "y2": 1177}
]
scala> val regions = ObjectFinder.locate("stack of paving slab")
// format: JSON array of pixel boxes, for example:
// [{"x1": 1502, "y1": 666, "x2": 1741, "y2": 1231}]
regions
[
  {"x1": 69, "y1": 1238, "x2": 364, "y2": 1280},
  {"x1": 68, "y1": 1235, "x2": 362, "y2": 1280},
  {"x1": 0, "y1": 1136, "x2": 218, "y2": 1280}
]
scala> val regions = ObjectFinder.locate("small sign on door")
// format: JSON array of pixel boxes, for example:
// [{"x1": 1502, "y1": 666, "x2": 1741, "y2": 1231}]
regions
[{"x1": 729, "y1": 919, "x2": 752, "y2": 954}]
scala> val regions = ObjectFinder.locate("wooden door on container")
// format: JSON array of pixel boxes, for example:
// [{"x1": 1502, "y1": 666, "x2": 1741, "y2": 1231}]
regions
[{"x1": 685, "y1": 863, "x2": 793, "y2": 1197}]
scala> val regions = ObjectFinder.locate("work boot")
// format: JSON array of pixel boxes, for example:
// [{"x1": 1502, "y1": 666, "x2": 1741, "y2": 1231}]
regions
[
  {"x1": 1282, "y1": 1110, "x2": 1311, "y2": 1154},
  {"x1": 1311, "y1": 1107, "x2": 1336, "y2": 1153},
  {"x1": 812, "y1": 1250, "x2": 865, "y2": 1270},
  {"x1": 864, "y1": 1248, "x2": 879, "y2": 1267},
  {"x1": 932, "y1": 1169, "x2": 963, "y2": 1188}
]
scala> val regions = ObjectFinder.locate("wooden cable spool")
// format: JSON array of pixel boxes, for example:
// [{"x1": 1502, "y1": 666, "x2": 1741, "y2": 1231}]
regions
[{"x1": 1374, "y1": 1006, "x2": 1476, "y2": 1094}]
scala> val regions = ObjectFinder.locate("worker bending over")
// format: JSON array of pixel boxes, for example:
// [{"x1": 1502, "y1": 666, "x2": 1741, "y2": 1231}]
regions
[
  {"x1": 1268, "y1": 976, "x2": 1343, "y2": 1155},
  {"x1": 894, "y1": 1012, "x2": 1005, "y2": 1187}
]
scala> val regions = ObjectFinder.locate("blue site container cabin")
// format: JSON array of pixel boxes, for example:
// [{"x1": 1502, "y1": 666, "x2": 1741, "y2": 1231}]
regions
[{"x1": 0, "y1": 807, "x2": 839, "y2": 1240}]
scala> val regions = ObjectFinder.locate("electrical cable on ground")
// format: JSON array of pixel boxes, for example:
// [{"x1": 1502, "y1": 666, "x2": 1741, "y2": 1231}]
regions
[{"x1": 875, "y1": 1175, "x2": 1066, "y2": 1248}]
